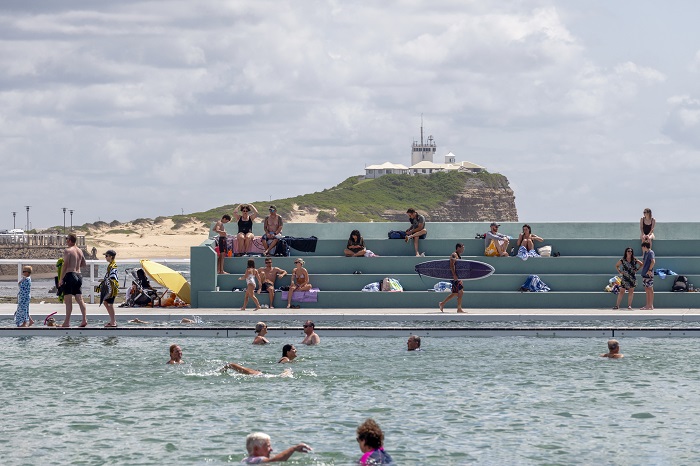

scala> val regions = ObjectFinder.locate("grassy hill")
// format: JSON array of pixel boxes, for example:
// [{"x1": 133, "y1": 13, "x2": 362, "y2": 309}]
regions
[
  {"x1": 63, "y1": 171, "x2": 511, "y2": 233},
  {"x1": 169, "y1": 171, "x2": 510, "y2": 225}
]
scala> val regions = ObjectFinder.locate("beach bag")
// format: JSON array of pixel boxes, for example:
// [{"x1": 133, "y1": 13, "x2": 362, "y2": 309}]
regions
[
  {"x1": 381, "y1": 277, "x2": 403, "y2": 292},
  {"x1": 484, "y1": 240, "x2": 498, "y2": 257},
  {"x1": 388, "y1": 230, "x2": 406, "y2": 239},
  {"x1": 672, "y1": 275, "x2": 689, "y2": 292},
  {"x1": 537, "y1": 245, "x2": 552, "y2": 257}
]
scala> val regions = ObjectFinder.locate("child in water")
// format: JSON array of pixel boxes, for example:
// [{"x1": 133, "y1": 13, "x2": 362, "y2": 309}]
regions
[
  {"x1": 15, "y1": 266, "x2": 33, "y2": 327},
  {"x1": 239, "y1": 259, "x2": 261, "y2": 310}
]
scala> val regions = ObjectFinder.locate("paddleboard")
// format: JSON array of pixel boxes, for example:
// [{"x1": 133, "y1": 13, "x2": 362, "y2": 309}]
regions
[
  {"x1": 415, "y1": 259, "x2": 495, "y2": 280},
  {"x1": 141, "y1": 260, "x2": 191, "y2": 304}
]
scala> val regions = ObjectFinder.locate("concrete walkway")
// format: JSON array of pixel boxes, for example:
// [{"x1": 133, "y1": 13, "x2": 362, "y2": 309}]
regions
[{"x1": 3, "y1": 303, "x2": 700, "y2": 323}]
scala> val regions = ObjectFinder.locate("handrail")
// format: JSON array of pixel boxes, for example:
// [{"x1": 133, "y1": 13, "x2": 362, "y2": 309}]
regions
[
  {"x1": 0, "y1": 258, "x2": 189, "y2": 304},
  {"x1": 0, "y1": 234, "x2": 87, "y2": 247}
]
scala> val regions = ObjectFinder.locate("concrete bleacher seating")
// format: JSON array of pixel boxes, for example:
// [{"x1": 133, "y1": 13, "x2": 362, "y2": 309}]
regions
[{"x1": 192, "y1": 222, "x2": 700, "y2": 309}]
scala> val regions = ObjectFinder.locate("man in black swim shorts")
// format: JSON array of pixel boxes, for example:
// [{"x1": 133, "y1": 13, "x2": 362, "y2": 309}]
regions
[
  {"x1": 59, "y1": 233, "x2": 88, "y2": 327},
  {"x1": 257, "y1": 258, "x2": 287, "y2": 308},
  {"x1": 439, "y1": 243, "x2": 466, "y2": 314}
]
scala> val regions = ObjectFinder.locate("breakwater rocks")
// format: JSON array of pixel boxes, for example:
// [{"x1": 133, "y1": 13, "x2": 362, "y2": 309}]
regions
[{"x1": 381, "y1": 174, "x2": 518, "y2": 222}]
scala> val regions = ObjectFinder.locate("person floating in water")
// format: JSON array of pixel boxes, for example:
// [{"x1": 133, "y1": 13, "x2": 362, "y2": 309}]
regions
[
  {"x1": 278, "y1": 344, "x2": 297, "y2": 363},
  {"x1": 167, "y1": 344, "x2": 184, "y2": 364},
  {"x1": 241, "y1": 431, "x2": 311, "y2": 463},
  {"x1": 220, "y1": 362, "x2": 292, "y2": 378},
  {"x1": 253, "y1": 322, "x2": 269, "y2": 345},
  {"x1": 301, "y1": 320, "x2": 320, "y2": 345},
  {"x1": 407, "y1": 335, "x2": 421, "y2": 351},
  {"x1": 601, "y1": 340, "x2": 623, "y2": 358},
  {"x1": 356, "y1": 418, "x2": 394, "y2": 465}
]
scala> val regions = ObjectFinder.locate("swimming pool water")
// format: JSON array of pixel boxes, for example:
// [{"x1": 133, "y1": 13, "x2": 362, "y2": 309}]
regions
[{"x1": 3, "y1": 336, "x2": 699, "y2": 464}]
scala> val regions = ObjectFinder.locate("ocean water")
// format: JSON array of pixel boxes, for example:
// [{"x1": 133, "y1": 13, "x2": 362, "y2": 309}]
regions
[{"x1": 3, "y1": 336, "x2": 700, "y2": 465}]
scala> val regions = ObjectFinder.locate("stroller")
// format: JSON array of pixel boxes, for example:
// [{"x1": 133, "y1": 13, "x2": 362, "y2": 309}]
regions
[{"x1": 121, "y1": 268, "x2": 160, "y2": 307}]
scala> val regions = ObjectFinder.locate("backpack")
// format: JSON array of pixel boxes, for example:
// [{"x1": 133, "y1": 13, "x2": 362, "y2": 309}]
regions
[
  {"x1": 273, "y1": 239, "x2": 290, "y2": 257},
  {"x1": 672, "y1": 275, "x2": 689, "y2": 292},
  {"x1": 388, "y1": 230, "x2": 406, "y2": 239}
]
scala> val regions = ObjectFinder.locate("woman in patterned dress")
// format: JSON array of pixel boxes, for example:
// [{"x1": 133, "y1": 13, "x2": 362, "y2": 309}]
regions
[{"x1": 614, "y1": 247, "x2": 642, "y2": 310}]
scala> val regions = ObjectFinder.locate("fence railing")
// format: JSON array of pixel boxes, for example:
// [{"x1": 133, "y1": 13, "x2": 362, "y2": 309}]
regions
[
  {"x1": 0, "y1": 234, "x2": 87, "y2": 247},
  {"x1": 0, "y1": 258, "x2": 189, "y2": 304}
]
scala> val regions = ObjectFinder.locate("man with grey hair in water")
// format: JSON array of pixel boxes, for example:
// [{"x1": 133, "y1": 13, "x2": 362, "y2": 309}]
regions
[
  {"x1": 407, "y1": 335, "x2": 421, "y2": 351},
  {"x1": 242, "y1": 432, "x2": 312, "y2": 463}
]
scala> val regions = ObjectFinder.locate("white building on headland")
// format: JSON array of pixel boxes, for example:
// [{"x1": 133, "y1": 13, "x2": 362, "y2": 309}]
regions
[{"x1": 364, "y1": 122, "x2": 485, "y2": 179}]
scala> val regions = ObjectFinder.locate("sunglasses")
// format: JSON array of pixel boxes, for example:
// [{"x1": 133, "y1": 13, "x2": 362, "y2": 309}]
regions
[
  {"x1": 265, "y1": 261, "x2": 272, "y2": 264},
  {"x1": 303, "y1": 324, "x2": 312, "y2": 328}
]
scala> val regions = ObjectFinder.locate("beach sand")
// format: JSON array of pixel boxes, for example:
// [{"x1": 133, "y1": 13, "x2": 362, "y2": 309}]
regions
[
  {"x1": 84, "y1": 218, "x2": 210, "y2": 259},
  {"x1": 82, "y1": 205, "x2": 322, "y2": 259}
]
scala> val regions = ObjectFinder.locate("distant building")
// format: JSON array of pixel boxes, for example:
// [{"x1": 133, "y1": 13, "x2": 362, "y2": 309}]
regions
[
  {"x1": 365, "y1": 162, "x2": 409, "y2": 179},
  {"x1": 364, "y1": 122, "x2": 486, "y2": 179}
]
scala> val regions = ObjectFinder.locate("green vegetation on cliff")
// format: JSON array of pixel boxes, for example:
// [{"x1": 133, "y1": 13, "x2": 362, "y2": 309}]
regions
[{"x1": 178, "y1": 171, "x2": 509, "y2": 223}]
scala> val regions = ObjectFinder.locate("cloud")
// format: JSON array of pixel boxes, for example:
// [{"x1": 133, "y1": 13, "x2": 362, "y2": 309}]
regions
[{"x1": 0, "y1": 1, "x2": 695, "y2": 227}]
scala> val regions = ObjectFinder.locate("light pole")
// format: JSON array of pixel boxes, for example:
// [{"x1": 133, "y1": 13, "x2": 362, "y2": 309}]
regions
[
  {"x1": 62, "y1": 207, "x2": 67, "y2": 234},
  {"x1": 24, "y1": 206, "x2": 30, "y2": 231},
  {"x1": 69, "y1": 210, "x2": 74, "y2": 231},
  {"x1": 12, "y1": 211, "x2": 16, "y2": 229}
]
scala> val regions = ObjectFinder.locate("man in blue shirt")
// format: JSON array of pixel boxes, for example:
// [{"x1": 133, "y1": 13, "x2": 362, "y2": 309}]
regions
[{"x1": 640, "y1": 241, "x2": 656, "y2": 310}]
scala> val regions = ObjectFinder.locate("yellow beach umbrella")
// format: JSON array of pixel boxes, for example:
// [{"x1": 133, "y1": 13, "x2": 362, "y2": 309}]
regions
[{"x1": 140, "y1": 260, "x2": 191, "y2": 304}]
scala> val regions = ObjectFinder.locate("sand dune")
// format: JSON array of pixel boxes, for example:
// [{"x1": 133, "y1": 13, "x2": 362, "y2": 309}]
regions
[{"x1": 84, "y1": 219, "x2": 210, "y2": 259}]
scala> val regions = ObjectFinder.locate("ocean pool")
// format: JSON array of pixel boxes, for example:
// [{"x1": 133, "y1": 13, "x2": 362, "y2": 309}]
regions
[{"x1": 3, "y1": 336, "x2": 699, "y2": 465}]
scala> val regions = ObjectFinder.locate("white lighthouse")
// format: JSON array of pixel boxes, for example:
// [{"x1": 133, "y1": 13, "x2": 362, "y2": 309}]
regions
[{"x1": 410, "y1": 117, "x2": 436, "y2": 166}]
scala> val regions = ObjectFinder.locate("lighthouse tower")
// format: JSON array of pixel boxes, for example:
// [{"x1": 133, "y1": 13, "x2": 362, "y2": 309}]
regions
[{"x1": 411, "y1": 117, "x2": 436, "y2": 166}]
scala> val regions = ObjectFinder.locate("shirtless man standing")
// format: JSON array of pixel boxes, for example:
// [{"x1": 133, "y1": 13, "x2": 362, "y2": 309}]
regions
[
  {"x1": 214, "y1": 214, "x2": 231, "y2": 274},
  {"x1": 258, "y1": 258, "x2": 287, "y2": 308},
  {"x1": 301, "y1": 320, "x2": 320, "y2": 345},
  {"x1": 439, "y1": 243, "x2": 466, "y2": 313},
  {"x1": 262, "y1": 205, "x2": 283, "y2": 256},
  {"x1": 59, "y1": 233, "x2": 88, "y2": 327}
]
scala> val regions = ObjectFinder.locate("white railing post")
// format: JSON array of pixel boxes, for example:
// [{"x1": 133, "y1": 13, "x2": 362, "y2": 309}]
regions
[{"x1": 90, "y1": 262, "x2": 96, "y2": 304}]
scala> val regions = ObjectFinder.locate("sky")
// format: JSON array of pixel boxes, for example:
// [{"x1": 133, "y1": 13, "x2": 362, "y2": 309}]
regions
[{"x1": 2, "y1": 0, "x2": 700, "y2": 230}]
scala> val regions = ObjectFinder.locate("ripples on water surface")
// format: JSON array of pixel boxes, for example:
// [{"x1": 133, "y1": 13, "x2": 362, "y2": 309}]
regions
[{"x1": 3, "y1": 336, "x2": 700, "y2": 465}]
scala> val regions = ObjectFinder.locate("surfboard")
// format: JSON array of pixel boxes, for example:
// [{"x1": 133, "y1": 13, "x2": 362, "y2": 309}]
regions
[{"x1": 415, "y1": 259, "x2": 495, "y2": 280}]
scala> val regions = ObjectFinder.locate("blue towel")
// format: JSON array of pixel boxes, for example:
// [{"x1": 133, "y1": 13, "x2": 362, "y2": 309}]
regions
[{"x1": 521, "y1": 274, "x2": 550, "y2": 292}]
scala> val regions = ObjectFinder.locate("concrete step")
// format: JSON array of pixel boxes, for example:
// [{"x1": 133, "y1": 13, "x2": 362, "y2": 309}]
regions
[
  {"x1": 197, "y1": 290, "x2": 700, "y2": 309},
  {"x1": 220, "y1": 255, "x2": 700, "y2": 275},
  {"x1": 216, "y1": 273, "x2": 700, "y2": 293}
]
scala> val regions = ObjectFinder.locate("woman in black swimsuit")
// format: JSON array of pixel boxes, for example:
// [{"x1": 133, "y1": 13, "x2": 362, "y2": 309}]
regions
[
  {"x1": 234, "y1": 204, "x2": 258, "y2": 256},
  {"x1": 640, "y1": 208, "x2": 656, "y2": 247}
]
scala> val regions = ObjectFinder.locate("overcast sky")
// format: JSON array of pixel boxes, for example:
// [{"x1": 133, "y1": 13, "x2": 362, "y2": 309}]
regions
[{"x1": 2, "y1": 0, "x2": 700, "y2": 230}]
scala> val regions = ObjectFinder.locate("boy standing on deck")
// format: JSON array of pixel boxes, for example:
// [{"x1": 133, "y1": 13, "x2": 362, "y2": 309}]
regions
[
  {"x1": 214, "y1": 214, "x2": 231, "y2": 274},
  {"x1": 640, "y1": 241, "x2": 655, "y2": 310}
]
